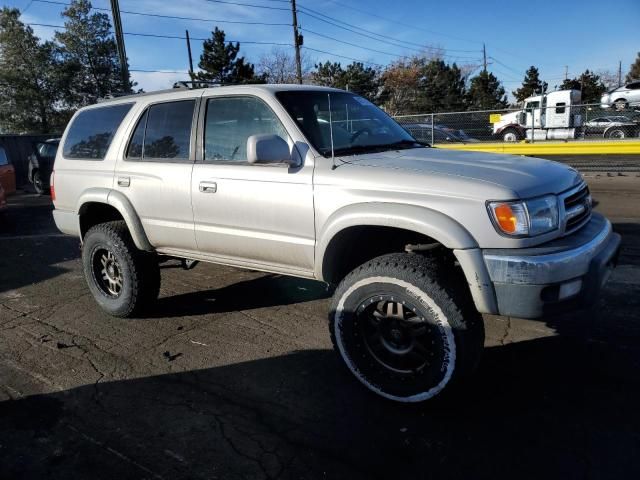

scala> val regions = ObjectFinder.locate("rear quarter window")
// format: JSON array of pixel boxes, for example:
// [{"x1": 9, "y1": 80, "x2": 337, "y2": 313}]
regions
[{"x1": 63, "y1": 103, "x2": 133, "y2": 160}]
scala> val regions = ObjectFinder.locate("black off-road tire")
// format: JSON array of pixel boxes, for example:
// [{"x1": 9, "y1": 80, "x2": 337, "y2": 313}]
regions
[
  {"x1": 329, "y1": 252, "x2": 484, "y2": 403},
  {"x1": 82, "y1": 221, "x2": 160, "y2": 317}
]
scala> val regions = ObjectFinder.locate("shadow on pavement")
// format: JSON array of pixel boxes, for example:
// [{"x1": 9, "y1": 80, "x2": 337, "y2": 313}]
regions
[
  {"x1": 2, "y1": 327, "x2": 640, "y2": 480},
  {"x1": 0, "y1": 194, "x2": 78, "y2": 295},
  {"x1": 150, "y1": 273, "x2": 330, "y2": 318}
]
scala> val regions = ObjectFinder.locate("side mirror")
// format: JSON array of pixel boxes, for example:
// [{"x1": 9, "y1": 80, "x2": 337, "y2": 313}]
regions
[{"x1": 247, "y1": 134, "x2": 296, "y2": 166}]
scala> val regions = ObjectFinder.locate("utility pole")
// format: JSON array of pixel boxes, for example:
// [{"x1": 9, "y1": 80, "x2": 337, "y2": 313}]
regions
[
  {"x1": 186, "y1": 30, "x2": 194, "y2": 78},
  {"x1": 290, "y1": 0, "x2": 302, "y2": 84},
  {"x1": 564, "y1": 65, "x2": 568, "y2": 81},
  {"x1": 618, "y1": 60, "x2": 622, "y2": 87},
  {"x1": 110, "y1": 0, "x2": 129, "y2": 92},
  {"x1": 482, "y1": 43, "x2": 487, "y2": 73}
]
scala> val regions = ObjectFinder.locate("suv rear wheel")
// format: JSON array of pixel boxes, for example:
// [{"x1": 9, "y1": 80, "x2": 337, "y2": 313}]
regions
[
  {"x1": 329, "y1": 253, "x2": 484, "y2": 403},
  {"x1": 82, "y1": 221, "x2": 160, "y2": 317}
]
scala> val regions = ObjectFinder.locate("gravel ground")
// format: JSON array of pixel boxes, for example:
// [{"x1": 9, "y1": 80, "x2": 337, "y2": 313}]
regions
[{"x1": 1, "y1": 173, "x2": 639, "y2": 480}]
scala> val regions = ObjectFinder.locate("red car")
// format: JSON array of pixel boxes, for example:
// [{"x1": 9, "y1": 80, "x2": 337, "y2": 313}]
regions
[{"x1": 0, "y1": 145, "x2": 16, "y2": 196}]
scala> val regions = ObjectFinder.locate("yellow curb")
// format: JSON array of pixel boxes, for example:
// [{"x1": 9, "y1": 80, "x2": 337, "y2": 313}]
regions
[{"x1": 436, "y1": 140, "x2": 640, "y2": 155}]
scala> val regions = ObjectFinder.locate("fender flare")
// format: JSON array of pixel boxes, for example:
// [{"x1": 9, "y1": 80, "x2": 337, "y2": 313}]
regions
[
  {"x1": 315, "y1": 202, "x2": 477, "y2": 281},
  {"x1": 76, "y1": 188, "x2": 153, "y2": 251}
]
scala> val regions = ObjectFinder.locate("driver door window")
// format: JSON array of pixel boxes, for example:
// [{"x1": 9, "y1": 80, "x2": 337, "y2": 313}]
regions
[{"x1": 204, "y1": 97, "x2": 288, "y2": 163}]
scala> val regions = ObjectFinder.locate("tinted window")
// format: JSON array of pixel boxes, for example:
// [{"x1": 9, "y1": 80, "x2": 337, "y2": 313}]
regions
[
  {"x1": 627, "y1": 82, "x2": 640, "y2": 90},
  {"x1": 204, "y1": 97, "x2": 288, "y2": 162},
  {"x1": 126, "y1": 110, "x2": 148, "y2": 159},
  {"x1": 555, "y1": 102, "x2": 566, "y2": 114},
  {"x1": 0, "y1": 147, "x2": 8, "y2": 166},
  {"x1": 143, "y1": 101, "x2": 194, "y2": 160},
  {"x1": 63, "y1": 104, "x2": 132, "y2": 160}
]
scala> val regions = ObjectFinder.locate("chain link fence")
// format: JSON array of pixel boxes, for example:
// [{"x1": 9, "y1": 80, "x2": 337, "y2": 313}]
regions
[{"x1": 394, "y1": 102, "x2": 640, "y2": 145}]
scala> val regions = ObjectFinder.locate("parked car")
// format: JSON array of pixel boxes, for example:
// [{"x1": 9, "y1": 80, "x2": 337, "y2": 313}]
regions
[
  {"x1": 52, "y1": 84, "x2": 620, "y2": 403},
  {"x1": 402, "y1": 122, "x2": 479, "y2": 143},
  {"x1": 584, "y1": 116, "x2": 640, "y2": 138},
  {"x1": 601, "y1": 80, "x2": 640, "y2": 111},
  {"x1": 0, "y1": 145, "x2": 16, "y2": 195},
  {"x1": 28, "y1": 138, "x2": 60, "y2": 194}
]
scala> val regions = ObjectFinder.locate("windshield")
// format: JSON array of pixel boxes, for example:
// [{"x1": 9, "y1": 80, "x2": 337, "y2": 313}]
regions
[
  {"x1": 275, "y1": 91, "x2": 422, "y2": 157},
  {"x1": 37, "y1": 141, "x2": 59, "y2": 159}
]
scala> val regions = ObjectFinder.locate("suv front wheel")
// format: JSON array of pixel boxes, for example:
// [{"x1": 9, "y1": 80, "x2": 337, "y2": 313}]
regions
[
  {"x1": 329, "y1": 253, "x2": 484, "y2": 403},
  {"x1": 82, "y1": 221, "x2": 160, "y2": 317}
]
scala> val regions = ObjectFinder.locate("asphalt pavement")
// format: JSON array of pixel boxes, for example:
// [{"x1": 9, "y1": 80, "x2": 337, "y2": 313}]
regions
[{"x1": 1, "y1": 173, "x2": 639, "y2": 480}]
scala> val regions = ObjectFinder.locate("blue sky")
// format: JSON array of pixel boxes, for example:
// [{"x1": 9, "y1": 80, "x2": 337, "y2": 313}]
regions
[{"x1": 8, "y1": 0, "x2": 640, "y2": 96}]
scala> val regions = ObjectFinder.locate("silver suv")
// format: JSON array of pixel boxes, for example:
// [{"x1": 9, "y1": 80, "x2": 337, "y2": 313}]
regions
[
  {"x1": 601, "y1": 80, "x2": 640, "y2": 110},
  {"x1": 52, "y1": 84, "x2": 620, "y2": 403}
]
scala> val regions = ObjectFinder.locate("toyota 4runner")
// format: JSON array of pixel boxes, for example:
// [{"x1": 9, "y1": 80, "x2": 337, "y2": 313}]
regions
[{"x1": 52, "y1": 84, "x2": 621, "y2": 403}]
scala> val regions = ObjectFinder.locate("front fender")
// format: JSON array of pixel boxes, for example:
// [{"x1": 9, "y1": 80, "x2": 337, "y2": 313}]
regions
[
  {"x1": 76, "y1": 188, "x2": 153, "y2": 251},
  {"x1": 315, "y1": 202, "x2": 478, "y2": 280}
]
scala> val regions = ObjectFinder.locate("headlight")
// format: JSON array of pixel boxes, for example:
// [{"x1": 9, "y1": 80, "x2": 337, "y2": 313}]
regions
[{"x1": 488, "y1": 194, "x2": 559, "y2": 237}]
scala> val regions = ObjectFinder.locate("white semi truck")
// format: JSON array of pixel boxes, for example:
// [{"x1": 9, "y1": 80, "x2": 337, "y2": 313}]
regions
[{"x1": 493, "y1": 89, "x2": 583, "y2": 142}]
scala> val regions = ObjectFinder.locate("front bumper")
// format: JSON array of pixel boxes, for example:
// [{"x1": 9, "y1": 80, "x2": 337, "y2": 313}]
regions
[{"x1": 482, "y1": 213, "x2": 620, "y2": 318}]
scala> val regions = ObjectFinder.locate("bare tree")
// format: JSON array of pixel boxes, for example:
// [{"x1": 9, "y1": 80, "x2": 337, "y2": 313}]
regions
[
  {"x1": 596, "y1": 69, "x2": 622, "y2": 91},
  {"x1": 258, "y1": 47, "x2": 313, "y2": 84}
]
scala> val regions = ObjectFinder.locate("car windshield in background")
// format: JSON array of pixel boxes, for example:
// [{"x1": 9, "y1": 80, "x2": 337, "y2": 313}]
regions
[
  {"x1": 37, "y1": 141, "x2": 59, "y2": 159},
  {"x1": 276, "y1": 91, "x2": 422, "y2": 157}
]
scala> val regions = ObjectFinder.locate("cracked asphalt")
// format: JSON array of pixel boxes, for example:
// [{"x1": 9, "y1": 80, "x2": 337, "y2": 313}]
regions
[{"x1": 1, "y1": 173, "x2": 640, "y2": 480}]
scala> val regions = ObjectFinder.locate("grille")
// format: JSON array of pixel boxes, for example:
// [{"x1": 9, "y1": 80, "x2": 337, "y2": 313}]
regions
[{"x1": 564, "y1": 185, "x2": 591, "y2": 234}]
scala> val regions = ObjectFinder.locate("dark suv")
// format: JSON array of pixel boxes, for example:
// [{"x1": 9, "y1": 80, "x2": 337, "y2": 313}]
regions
[{"x1": 28, "y1": 138, "x2": 60, "y2": 194}]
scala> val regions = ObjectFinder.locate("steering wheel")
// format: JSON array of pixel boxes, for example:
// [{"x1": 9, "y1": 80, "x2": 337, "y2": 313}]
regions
[{"x1": 350, "y1": 127, "x2": 372, "y2": 143}]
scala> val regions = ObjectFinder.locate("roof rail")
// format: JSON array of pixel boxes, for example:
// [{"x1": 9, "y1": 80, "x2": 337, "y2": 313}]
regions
[{"x1": 173, "y1": 80, "x2": 223, "y2": 90}]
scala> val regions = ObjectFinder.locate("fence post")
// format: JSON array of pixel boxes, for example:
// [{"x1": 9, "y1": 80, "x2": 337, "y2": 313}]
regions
[
  {"x1": 431, "y1": 113, "x2": 434, "y2": 145},
  {"x1": 531, "y1": 106, "x2": 535, "y2": 143}
]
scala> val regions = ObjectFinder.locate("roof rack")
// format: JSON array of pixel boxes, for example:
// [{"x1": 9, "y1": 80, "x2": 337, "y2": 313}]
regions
[{"x1": 173, "y1": 80, "x2": 223, "y2": 90}]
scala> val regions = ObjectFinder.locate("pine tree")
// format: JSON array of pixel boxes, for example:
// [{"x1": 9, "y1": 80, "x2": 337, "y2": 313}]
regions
[
  {"x1": 55, "y1": 0, "x2": 129, "y2": 107},
  {"x1": 193, "y1": 27, "x2": 260, "y2": 84},
  {"x1": 466, "y1": 71, "x2": 508, "y2": 110},
  {"x1": 512, "y1": 66, "x2": 548, "y2": 103},
  {"x1": 311, "y1": 61, "x2": 345, "y2": 88},
  {"x1": 0, "y1": 8, "x2": 65, "y2": 133},
  {"x1": 339, "y1": 62, "x2": 379, "y2": 101},
  {"x1": 626, "y1": 52, "x2": 640, "y2": 82},
  {"x1": 417, "y1": 59, "x2": 467, "y2": 112},
  {"x1": 560, "y1": 70, "x2": 606, "y2": 104}
]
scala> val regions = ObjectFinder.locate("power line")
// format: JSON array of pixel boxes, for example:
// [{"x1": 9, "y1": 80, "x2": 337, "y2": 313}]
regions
[
  {"x1": 26, "y1": 23, "x2": 293, "y2": 46},
  {"x1": 203, "y1": 0, "x2": 290, "y2": 11},
  {"x1": 318, "y1": 0, "x2": 484, "y2": 46},
  {"x1": 301, "y1": 28, "x2": 410, "y2": 59},
  {"x1": 301, "y1": 46, "x2": 383, "y2": 68},
  {"x1": 32, "y1": 0, "x2": 292, "y2": 26},
  {"x1": 297, "y1": 7, "x2": 479, "y2": 60}
]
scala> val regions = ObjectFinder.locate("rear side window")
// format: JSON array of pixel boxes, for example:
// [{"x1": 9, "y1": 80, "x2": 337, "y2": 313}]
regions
[
  {"x1": 555, "y1": 102, "x2": 566, "y2": 114},
  {"x1": 63, "y1": 103, "x2": 133, "y2": 160},
  {"x1": 126, "y1": 100, "x2": 195, "y2": 161}
]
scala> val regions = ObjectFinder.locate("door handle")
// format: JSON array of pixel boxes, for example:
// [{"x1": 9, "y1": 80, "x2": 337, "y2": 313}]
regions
[
  {"x1": 118, "y1": 176, "x2": 130, "y2": 187},
  {"x1": 199, "y1": 181, "x2": 217, "y2": 193}
]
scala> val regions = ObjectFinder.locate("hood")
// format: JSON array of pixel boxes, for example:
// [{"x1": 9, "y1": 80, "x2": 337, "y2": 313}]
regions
[{"x1": 340, "y1": 147, "x2": 582, "y2": 199}]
